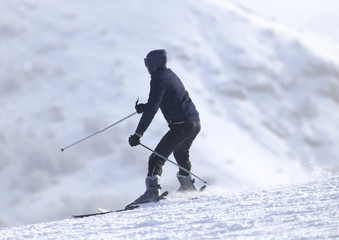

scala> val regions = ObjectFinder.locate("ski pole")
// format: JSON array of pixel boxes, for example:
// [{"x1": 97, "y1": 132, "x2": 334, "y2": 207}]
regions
[
  {"x1": 61, "y1": 112, "x2": 138, "y2": 152},
  {"x1": 140, "y1": 143, "x2": 210, "y2": 185}
]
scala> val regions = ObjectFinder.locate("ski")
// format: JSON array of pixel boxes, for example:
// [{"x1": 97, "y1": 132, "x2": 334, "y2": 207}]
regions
[
  {"x1": 72, "y1": 191, "x2": 168, "y2": 218},
  {"x1": 72, "y1": 205, "x2": 139, "y2": 218}
]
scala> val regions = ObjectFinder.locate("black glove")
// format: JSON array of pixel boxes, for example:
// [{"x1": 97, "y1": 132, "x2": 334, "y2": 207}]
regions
[
  {"x1": 129, "y1": 133, "x2": 141, "y2": 147},
  {"x1": 135, "y1": 98, "x2": 146, "y2": 114}
]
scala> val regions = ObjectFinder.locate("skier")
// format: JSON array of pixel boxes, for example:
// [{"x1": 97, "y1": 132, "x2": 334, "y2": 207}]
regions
[{"x1": 128, "y1": 49, "x2": 201, "y2": 204}]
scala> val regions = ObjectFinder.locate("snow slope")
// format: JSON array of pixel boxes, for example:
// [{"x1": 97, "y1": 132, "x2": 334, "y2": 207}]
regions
[
  {"x1": 1, "y1": 0, "x2": 339, "y2": 228},
  {"x1": 228, "y1": 0, "x2": 339, "y2": 42},
  {"x1": 1, "y1": 176, "x2": 338, "y2": 239}
]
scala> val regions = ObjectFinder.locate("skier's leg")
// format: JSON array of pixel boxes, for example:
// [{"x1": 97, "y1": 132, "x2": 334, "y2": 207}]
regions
[
  {"x1": 173, "y1": 121, "x2": 201, "y2": 192},
  {"x1": 133, "y1": 127, "x2": 185, "y2": 204},
  {"x1": 147, "y1": 126, "x2": 186, "y2": 176},
  {"x1": 173, "y1": 121, "x2": 201, "y2": 176},
  {"x1": 132, "y1": 175, "x2": 161, "y2": 205}
]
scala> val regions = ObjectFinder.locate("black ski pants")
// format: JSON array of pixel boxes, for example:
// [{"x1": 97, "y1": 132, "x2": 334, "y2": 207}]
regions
[{"x1": 147, "y1": 120, "x2": 201, "y2": 177}]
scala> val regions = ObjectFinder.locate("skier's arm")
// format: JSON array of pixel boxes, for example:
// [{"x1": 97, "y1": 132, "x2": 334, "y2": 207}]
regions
[{"x1": 135, "y1": 78, "x2": 165, "y2": 135}]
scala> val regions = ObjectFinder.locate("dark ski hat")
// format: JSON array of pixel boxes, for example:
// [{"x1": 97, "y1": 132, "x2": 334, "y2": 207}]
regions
[{"x1": 144, "y1": 49, "x2": 167, "y2": 74}]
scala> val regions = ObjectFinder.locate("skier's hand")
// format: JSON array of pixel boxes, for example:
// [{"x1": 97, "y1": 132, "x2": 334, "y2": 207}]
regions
[
  {"x1": 129, "y1": 133, "x2": 141, "y2": 147},
  {"x1": 135, "y1": 98, "x2": 146, "y2": 114}
]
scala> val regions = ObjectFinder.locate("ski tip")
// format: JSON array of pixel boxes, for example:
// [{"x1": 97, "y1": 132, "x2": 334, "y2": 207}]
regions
[
  {"x1": 97, "y1": 208, "x2": 110, "y2": 213},
  {"x1": 163, "y1": 191, "x2": 169, "y2": 196},
  {"x1": 199, "y1": 185, "x2": 207, "y2": 192},
  {"x1": 155, "y1": 191, "x2": 169, "y2": 203}
]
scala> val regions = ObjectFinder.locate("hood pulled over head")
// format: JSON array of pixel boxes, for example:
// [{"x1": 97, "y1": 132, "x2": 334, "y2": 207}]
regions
[{"x1": 145, "y1": 49, "x2": 167, "y2": 74}]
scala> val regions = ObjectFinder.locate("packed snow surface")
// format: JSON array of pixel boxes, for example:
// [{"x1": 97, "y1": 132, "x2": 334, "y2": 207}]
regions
[
  {"x1": 1, "y1": 0, "x2": 339, "y2": 235},
  {"x1": 1, "y1": 176, "x2": 338, "y2": 239}
]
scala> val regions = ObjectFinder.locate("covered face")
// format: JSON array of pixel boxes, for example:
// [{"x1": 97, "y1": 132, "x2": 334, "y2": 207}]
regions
[{"x1": 144, "y1": 49, "x2": 167, "y2": 75}]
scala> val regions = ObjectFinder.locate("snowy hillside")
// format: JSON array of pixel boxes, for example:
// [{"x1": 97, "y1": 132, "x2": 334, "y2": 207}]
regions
[
  {"x1": 1, "y1": 176, "x2": 338, "y2": 239},
  {"x1": 1, "y1": 0, "x2": 339, "y2": 228},
  {"x1": 229, "y1": 0, "x2": 339, "y2": 42}
]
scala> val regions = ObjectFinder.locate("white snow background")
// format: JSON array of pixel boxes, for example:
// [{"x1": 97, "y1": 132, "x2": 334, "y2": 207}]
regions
[{"x1": 0, "y1": 0, "x2": 339, "y2": 238}]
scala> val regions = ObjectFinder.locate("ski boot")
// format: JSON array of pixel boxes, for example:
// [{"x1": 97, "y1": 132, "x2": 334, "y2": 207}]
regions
[
  {"x1": 132, "y1": 175, "x2": 161, "y2": 205},
  {"x1": 177, "y1": 173, "x2": 198, "y2": 192}
]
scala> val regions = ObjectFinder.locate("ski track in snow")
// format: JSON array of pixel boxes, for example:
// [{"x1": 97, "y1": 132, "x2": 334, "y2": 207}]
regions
[{"x1": 1, "y1": 176, "x2": 338, "y2": 240}]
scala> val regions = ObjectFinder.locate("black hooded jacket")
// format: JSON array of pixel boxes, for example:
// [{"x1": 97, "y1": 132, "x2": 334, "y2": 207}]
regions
[{"x1": 135, "y1": 49, "x2": 200, "y2": 135}]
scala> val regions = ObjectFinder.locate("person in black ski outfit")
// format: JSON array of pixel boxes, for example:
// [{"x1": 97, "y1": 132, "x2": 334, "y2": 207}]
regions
[{"x1": 128, "y1": 49, "x2": 201, "y2": 204}]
